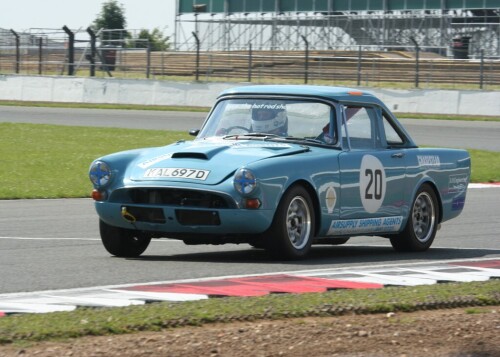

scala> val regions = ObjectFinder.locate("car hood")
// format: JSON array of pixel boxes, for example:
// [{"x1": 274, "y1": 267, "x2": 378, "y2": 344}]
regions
[{"x1": 128, "y1": 139, "x2": 309, "y2": 185}]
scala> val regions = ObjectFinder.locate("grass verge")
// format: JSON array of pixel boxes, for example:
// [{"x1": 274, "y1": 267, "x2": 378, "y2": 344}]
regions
[
  {"x1": 0, "y1": 123, "x2": 190, "y2": 199},
  {"x1": 0, "y1": 280, "x2": 498, "y2": 345},
  {"x1": 0, "y1": 123, "x2": 497, "y2": 199},
  {"x1": 469, "y1": 148, "x2": 500, "y2": 183}
]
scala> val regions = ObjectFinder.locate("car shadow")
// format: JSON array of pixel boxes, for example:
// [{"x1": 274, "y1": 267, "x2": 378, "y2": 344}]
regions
[{"x1": 127, "y1": 245, "x2": 500, "y2": 266}]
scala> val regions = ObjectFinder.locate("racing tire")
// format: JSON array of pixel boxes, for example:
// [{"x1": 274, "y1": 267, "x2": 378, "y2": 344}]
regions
[
  {"x1": 99, "y1": 220, "x2": 152, "y2": 257},
  {"x1": 266, "y1": 185, "x2": 315, "y2": 260},
  {"x1": 390, "y1": 184, "x2": 439, "y2": 252}
]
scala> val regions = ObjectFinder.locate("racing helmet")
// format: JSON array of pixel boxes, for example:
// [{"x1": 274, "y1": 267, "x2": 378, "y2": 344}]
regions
[{"x1": 250, "y1": 103, "x2": 288, "y2": 136}]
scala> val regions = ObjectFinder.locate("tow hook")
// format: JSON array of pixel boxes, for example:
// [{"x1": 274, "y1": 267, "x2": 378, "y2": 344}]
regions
[{"x1": 121, "y1": 206, "x2": 136, "y2": 223}]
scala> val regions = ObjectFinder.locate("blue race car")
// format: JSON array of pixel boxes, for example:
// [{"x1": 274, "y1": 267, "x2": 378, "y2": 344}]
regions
[{"x1": 89, "y1": 85, "x2": 470, "y2": 260}]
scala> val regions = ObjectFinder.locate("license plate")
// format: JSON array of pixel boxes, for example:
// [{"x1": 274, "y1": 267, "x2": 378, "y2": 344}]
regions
[{"x1": 144, "y1": 168, "x2": 210, "y2": 181}]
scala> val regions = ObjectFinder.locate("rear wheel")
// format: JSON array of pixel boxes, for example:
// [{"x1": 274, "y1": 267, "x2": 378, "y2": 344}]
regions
[
  {"x1": 99, "y1": 220, "x2": 152, "y2": 257},
  {"x1": 266, "y1": 185, "x2": 315, "y2": 260},
  {"x1": 390, "y1": 184, "x2": 439, "y2": 252}
]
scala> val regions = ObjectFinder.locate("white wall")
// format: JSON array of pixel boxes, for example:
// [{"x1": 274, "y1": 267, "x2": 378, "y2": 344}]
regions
[{"x1": 0, "y1": 75, "x2": 498, "y2": 116}]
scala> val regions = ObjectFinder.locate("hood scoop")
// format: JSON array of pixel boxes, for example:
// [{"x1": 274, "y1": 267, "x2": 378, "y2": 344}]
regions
[
  {"x1": 171, "y1": 152, "x2": 208, "y2": 160},
  {"x1": 170, "y1": 145, "x2": 230, "y2": 160}
]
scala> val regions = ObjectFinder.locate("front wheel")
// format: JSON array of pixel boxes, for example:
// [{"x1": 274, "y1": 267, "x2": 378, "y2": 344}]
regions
[
  {"x1": 266, "y1": 185, "x2": 315, "y2": 260},
  {"x1": 390, "y1": 184, "x2": 439, "y2": 252},
  {"x1": 99, "y1": 220, "x2": 152, "y2": 257}
]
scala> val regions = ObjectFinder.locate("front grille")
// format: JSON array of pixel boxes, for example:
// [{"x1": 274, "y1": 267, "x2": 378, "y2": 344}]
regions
[{"x1": 126, "y1": 188, "x2": 231, "y2": 209}]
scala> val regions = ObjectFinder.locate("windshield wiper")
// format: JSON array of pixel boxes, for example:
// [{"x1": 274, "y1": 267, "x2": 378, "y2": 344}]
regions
[
  {"x1": 221, "y1": 133, "x2": 340, "y2": 148},
  {"x1": 297, "y1": 137, "x2": 325, "y2": 145},
  {"x1": 278, "y1": 136, "x2": 341, "y2": 148}
]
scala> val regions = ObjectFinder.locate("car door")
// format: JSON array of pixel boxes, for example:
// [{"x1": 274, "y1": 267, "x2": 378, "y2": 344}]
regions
[{"x1": 331, "y1": 104, "x2": 407, "y2": 236}]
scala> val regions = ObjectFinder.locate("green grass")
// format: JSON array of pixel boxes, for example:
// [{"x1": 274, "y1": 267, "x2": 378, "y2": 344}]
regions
[
  {"x1": 0, "y1": 280, "x2": 498, "y2": 345},
  {"x1": 0, "y1": 123, "x2": 497, "y2": 199},
  {"x1": 469, "y1": 148, "x2": 500, "y2": 183},
  {"x1": 0, "y1": 123, "x2": 190, "y2": 199}
]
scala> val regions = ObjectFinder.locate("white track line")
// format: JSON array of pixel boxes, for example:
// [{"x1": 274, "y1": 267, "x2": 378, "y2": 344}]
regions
[
  {"x1": 0, "y1": 236, "x2": 180, "y2": 242},
  {"x1": 0, "y1": 237, "x2": 100, "y2": 241}
]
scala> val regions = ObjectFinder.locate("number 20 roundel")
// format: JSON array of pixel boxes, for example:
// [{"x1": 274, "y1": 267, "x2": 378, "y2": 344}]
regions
[{"x1": 359, "y1": 155, "x2": 387, "y2": 214}]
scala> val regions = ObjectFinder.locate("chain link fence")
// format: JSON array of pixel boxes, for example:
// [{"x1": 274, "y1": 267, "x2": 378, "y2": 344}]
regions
[{"x1": 1, "y1": 28, "x2": 499, "y2": 90}]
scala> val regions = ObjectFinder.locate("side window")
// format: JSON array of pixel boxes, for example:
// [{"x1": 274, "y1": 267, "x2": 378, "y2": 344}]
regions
[
  {"x1": 382, "y1": 113, "x2": 405, "y2": 146},
  {"x1": 342, "y1": 106, "x2": 378, "y2": 150}
]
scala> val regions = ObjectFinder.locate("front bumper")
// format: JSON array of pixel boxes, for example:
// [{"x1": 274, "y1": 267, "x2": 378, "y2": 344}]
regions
[{"x1": 95, "y1": 201, "x2": 274, "y2": 236}]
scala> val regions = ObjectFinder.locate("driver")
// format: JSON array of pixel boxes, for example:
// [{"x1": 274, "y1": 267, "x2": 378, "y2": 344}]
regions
[{"x1": 250, "y1": 103, "x2": 288, "y2": 136}]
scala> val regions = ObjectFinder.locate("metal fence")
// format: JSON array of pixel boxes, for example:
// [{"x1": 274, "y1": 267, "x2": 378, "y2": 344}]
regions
[{"x1": 1, "y1": 28, "x2": 499, "y2": 90}]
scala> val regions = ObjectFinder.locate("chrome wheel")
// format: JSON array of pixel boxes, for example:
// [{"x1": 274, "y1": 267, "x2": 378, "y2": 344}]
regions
[
  {"x1": 286, "y1": 196, "x2": 312, "y2": 250},
  {"x1": 412, "y1": 191, "x2": 436, "y2": 243},
  {"x1": 390, "y1": 184, "x2": 439, "y2": 252},
  {"x1": 267, "y1": 185, "x2": 315, "y2": 259}
]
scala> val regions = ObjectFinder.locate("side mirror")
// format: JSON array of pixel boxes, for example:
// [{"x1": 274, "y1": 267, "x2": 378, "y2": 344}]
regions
[{"x1": 189, "y1": 129, "x2": 200, "y2": 136}]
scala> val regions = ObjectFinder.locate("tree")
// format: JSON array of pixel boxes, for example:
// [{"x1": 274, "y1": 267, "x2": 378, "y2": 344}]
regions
[
  {"x1": 92, "y1": 0, "x2": 128, "y2": 45},
  {"x1": 134, "y1": 28, "x2": 170, "y2": 51},
  {"x1": 93, "y1": 0, "x2": 126, "y2": 30}
]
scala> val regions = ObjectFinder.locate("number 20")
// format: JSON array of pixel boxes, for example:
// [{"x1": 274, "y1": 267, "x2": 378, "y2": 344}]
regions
[{"x1": 365, "y1": 169, "x2": 383, "y2": 200}]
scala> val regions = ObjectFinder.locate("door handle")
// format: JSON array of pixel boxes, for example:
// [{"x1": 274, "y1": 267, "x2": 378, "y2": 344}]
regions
[{"x1": 391, "y1": 152, "x2": 405, "y2": 158}]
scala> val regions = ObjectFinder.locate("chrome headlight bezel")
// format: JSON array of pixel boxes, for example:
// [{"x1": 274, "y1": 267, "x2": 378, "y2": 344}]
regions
[
  {"x1": 89, "y1": 161, "x2": 112, "y2": 188},
  {"x1": 233, "y1": 168, "x2": 258, "y2": 195}
]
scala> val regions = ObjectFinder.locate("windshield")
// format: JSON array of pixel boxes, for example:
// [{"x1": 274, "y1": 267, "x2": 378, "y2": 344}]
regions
[{"x1": 197, "y1": 98, "x2": 337, "y2": 145}]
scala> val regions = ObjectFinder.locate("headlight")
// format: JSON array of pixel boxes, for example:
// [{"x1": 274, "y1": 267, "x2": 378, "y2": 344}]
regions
[
  {"x1": 233, "y1": 168, "x2": 257, "y2": 195},
  {"x1": 89, "y1": 161, "x2": 112, "y2": 188}
]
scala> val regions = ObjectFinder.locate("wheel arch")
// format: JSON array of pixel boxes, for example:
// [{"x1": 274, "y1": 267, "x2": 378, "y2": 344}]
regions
[{"x1": 418, "y1": 180, "x2": 443, "y2": 224}]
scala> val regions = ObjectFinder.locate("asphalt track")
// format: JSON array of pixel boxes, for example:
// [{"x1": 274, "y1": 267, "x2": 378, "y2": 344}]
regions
[
  {"x1": 0, "y1": 106, "x2": 499, "y2": 295},
  {"x1": 1, "y1": 106, "x2": 500, "y2": 151},
  {"x1": 1, "y1": 186, "x2": 499, "y2": 294}
]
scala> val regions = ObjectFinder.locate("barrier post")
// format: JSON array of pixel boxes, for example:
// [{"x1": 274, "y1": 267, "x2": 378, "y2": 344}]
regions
[
  {"x1": 146, "y1": 42, "x2": 151, "y2": 79},
  {"x1": 357, "y1": 45, "x2": 362, "y2": 86},
  {"x1": 192, "y1": 31, "x2": 200, "y2": 81},
  {"x1": 62, "y1": 25, "x2": 75, "y2": 75},
  {"x1": 248, "y1": 42, "x2": 252, "y2": 82},
  {"x1": 410, "y1": 37, "x2": 420, "y2": 88},
  {"x1": 10, "y1": 29, "x2": 20, "y2": 74},
  {"x1": 479, "y1": 49, "x2": 484, "y2": 89},
  {"x1": 38, "y1": 37, "x2": 43, "y2": 75},
  {"x1": 301, "y1": 35, "x2": 309, "y2": 84},
  {"x1": 86, "y1": 27, "x2": 97, "y2": 77}
]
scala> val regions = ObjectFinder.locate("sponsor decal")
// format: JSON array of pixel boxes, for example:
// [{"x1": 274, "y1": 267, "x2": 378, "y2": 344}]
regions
[
  {"x1": 225, "y1": 103, "x2": 287, "y2": 111},
  {"x1": 325, "y1": 186, "x2": 337, "y2": 213},
  {"x1": 327, "y1": 216, "x2": 403, "y2": 235},
  {"x1": 138, "y1": 153, "x2": 173, "y2": 169},
  {"x1": 144, "y1": 168, "x2": 210, "y2": 180},
  {"x1": 417, "y1": 155, "x2": 440, "y2": 167},
  {"x1": 452, "y1": 196, "x2": 466, "y2": 211},
  {"x1": 448, "y1": 174, "x2": 468, "y2": 193},
  {"x1": 360, "y1": 155, "x2": 386, "y2": 214}
]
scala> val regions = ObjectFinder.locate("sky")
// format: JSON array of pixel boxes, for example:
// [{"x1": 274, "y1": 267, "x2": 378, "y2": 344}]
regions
[{"x1": 2, "y1": 0, "x2": 177, "y2": 36}]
